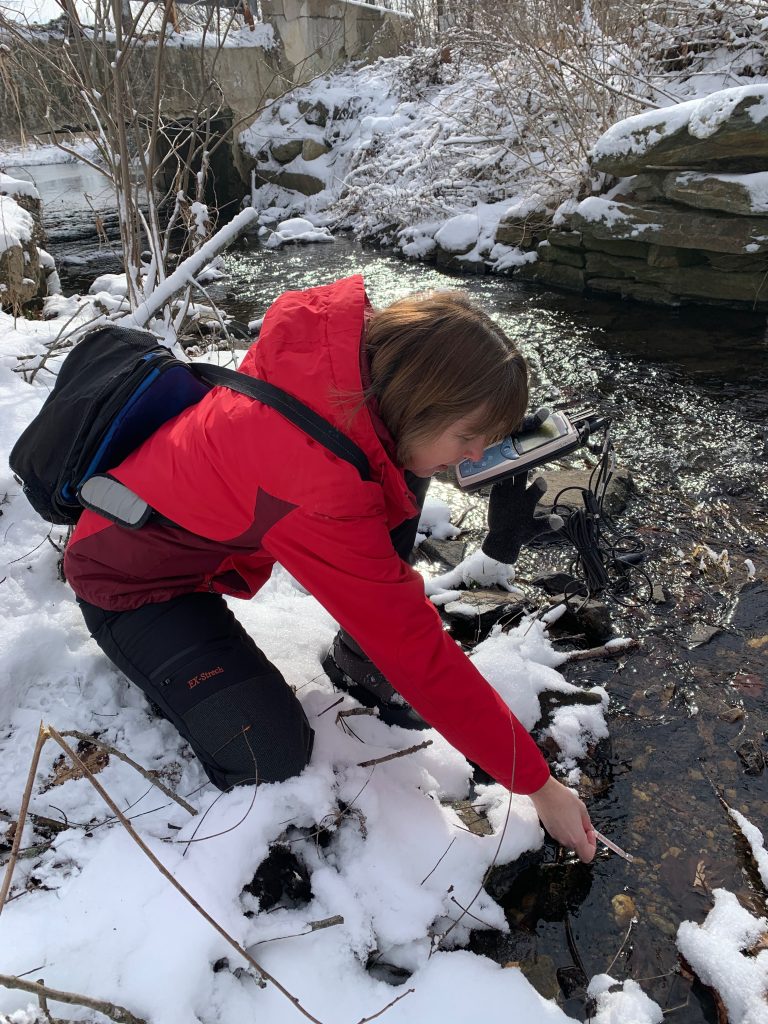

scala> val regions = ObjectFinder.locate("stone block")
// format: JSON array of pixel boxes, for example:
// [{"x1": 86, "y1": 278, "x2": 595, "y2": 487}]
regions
[
  {"x1": 539, "y1": 242, "x2": 584, "y2": 268},
  {"x1": 579, "y1": 234, "x2": 651, "y2": 260},
  {"x1": 515, "y1": 260, "x2": 585, "y2": 291},
  {"x1": 546, "y1": 229, "x2": 583, "y2": 249},
  {"x1": 495, "y1": 211, "x2": 550, "y2": 248},
  {"x1": 706, "y1": 251, "x2": 768, "y2": 274},
  {"x1": 587, "y1": 277, "x2": 680, "y2": 306},
  {"x1": 302, "y1": 138, "x2": 331, "y2": 161},
  {"x1": 571, "y1": 200, "x2": 768, "y2": 255},
  {"x1": 661, "y1": 171, "x2": 764, "y2": 216},
  {"x1": 585, "y1": 251, "x2": 645, "y2": 279},
  {"x1": 590, "y1": 89, "x2": 768, "y2": 176},
  {"x1": 255, "y1": 169, "x2": 326, "y2": 195},
  {"x1": 270, "y1": 139, "x2": 303, "y2": 164},
  {"x1": 646, "y1": 245, "x2": 704, "y2": 268},
  {"x1": 435, "y1": 248, "x2": 486, "y2": 274}
]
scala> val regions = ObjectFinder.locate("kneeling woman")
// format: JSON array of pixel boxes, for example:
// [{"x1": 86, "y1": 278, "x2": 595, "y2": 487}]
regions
[{"x1": 64, "y1": 274, "x2": 596, "y2": 863}]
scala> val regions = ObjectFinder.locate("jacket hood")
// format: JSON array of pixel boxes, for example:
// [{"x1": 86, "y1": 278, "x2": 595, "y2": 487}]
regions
[{"x1": 239, "y1": 275, "x2": 417, "y2": 527}]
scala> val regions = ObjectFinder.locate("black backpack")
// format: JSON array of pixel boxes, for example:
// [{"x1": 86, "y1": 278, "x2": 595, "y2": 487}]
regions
[{"x1": 9, "y1": 325, "x2": 370, "y2": 527}]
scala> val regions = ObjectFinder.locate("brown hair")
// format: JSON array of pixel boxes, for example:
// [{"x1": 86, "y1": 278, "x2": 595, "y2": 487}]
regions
[{"x1": 365, "y1": 290, "x2": 529, "y2": 464}]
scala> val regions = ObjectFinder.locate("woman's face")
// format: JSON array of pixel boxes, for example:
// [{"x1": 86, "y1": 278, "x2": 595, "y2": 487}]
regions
[{"x1": 404, "y1": 413, "x2": 489, "y2": 477}]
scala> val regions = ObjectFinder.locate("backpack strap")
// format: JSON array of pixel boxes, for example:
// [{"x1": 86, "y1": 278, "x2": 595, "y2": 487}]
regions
[{"x1": 192, "y1": 363, "x2": 371, "y2": 482}]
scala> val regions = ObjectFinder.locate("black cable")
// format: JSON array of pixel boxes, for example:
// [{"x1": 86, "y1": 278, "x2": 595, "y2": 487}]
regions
[{"x1": 550, "y1": 427, "x2": 652, "y2": 606}]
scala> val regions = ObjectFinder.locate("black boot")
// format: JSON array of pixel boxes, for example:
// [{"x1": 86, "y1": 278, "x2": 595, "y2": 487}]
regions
[{"x1": 322, "y1": 634, "x2": 429, "y2": 731}]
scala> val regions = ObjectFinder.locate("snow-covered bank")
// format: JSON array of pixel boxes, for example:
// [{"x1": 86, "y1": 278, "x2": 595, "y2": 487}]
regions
[
  {"x1": 0, "y1": 301, "x2": 613, "y2": 1024},
  {"x1": 241, "y1": 0, "x2": 768, "y2": 280}
]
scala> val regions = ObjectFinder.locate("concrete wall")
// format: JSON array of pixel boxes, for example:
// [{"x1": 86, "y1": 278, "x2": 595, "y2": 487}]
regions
[{"x1": 0, "y1": 1, "x2": 409, "y2": 141}]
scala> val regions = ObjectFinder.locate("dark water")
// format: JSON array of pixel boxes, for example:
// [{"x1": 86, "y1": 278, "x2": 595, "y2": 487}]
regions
[{"x1": 20, "y1": 161, "x2": 768, "y2": 1022}]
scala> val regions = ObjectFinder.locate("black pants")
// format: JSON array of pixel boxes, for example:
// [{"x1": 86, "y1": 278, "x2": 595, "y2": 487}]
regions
[{"x1": 77, "y1": 473, "x2": 431, "y2": 791}]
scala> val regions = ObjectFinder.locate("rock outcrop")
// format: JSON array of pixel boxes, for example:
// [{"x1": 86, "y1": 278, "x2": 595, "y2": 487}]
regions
[
  {"x1": 0, "y1": 173, "x2": 56, "y2": 311},
  {"x1": 515, "y1": 85, "x2": 768, "y2": 309}
]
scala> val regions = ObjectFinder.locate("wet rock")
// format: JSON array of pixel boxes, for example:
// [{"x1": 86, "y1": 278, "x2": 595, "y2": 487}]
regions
[
  {"x1": 652, "y1": 584, "x2": 671, "y2": 604},
  {"x1": 515, "y1": 259, "x2": 585, "y2": 292},
  {"x1": 444, "y1": 589, "x2": 526, "y2": 641},
  {"x1": 435, "y1": 248, "x2": 487, "y2": 275},
  {"x1": 611, "y1": 893, "x2": 636, "y2": 927},
  {"x1": 536, "y1": 465, "x2": 636, "y2": 518},
  {"x1": 736, "y1": 739, "x2": 765, "y2": 775},
  {"x1": 688, "y1": 623, "x2": 720, "y2": 647},
  {"x1": 551, "y1": 595, "x2": 612, "y2": 643},
  {"x1": 719, "y1": 705, "x2": 745, "y2": 724},
  {"x1": 531, "y1": 571, "x2": 586, "y2": 597},
  {"x1": 539, "y1": 241, "x2": 585, "y2": 269},
  {"x1": 419, "y1": 537, "x2": 467, "y2": 569},
  {"x1": 522, "y1": 956, "x2": 560, "y2": 1000}
]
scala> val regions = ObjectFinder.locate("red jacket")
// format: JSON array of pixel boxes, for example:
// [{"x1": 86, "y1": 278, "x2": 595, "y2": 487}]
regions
[{"x1": 64, "y1": 276, "x2": 550, "y2": 794}]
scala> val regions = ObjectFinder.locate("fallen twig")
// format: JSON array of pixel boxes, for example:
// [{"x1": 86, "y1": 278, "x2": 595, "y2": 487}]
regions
[
  {"x1": 0, "y1": 722, "x2": 48, "y2": 914},
  {"x1": 562, "y1": 638, "x2": 640, "y2": 662},
  {"x1": 247, "y1": 915, "x2": 345, "y2": 950},
  {"x1": 60, "y1": 730, "x2": 197, "y2": 816},
  {"x1": 357, "y1": 741, "x2": 432, "y2": 768},
  {"x1": 0, "y1": 973, "x2": 146, "y2": 1024},
  {"x1": 354, "y1": 987, "x2": 415, "y2": 1024}
]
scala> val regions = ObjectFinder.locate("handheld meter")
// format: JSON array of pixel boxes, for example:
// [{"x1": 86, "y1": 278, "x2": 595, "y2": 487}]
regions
[{"x1": 455, "y1": 410, "x2": 605, "y2": 491}]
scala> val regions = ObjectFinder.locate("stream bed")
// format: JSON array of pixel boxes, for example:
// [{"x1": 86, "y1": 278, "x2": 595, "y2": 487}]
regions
[{"x1": 15, "y1": 160, "x2": 768, "y2": 1022}]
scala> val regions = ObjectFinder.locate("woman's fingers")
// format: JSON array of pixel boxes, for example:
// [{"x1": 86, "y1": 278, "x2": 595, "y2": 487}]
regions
[{"x1": 529, "y1": 775, "x2": 597, "y2": 863}]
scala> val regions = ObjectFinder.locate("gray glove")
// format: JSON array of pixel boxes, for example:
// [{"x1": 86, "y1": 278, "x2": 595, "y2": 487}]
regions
[{"x1": 481, "y1": 408, "x2": 564, "y2": 564}]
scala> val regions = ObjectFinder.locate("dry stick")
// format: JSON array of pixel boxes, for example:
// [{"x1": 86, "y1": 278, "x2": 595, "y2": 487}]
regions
[
  {"x1": 354, "y1": 988, "x2": 415, "y2": 1024},
  {"x1": 0, "y1": 723, "x2": 48, "y2": 915},
  {"x1": 60, "y1": 730, "x2": 197, "y2": 816},
  {"x1": 43, "y1": 726, "x2": 324, "y2": 1024},
  {"x1": 247, "y1": 915, "x2": 345, "y2": 950},
  {"x1": 419, "y1": 837, "x2": 457, "y2": 887},
  {"x1": 0, "y1": 974, "x2": 146, "y2": 1024},
  {"x1": 357, "y1": 741, "x2": 432, "y2": 769},
  {"x1": 562, "y1": 638, "x2": 640, "y2": 663}
]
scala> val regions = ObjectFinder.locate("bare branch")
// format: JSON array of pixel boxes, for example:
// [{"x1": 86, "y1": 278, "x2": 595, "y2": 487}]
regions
[{"x1": 0, "y1": 973, "x2": 146, "y2": 1024}]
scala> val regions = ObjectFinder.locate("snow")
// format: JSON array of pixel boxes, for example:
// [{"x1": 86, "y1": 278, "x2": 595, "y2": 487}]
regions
[
  {"x1": 677, "y1": 889, "x2": 768, "y2": 1024},
  {"x1": 163, "y1": 23, "x2": 274, "y2": 50},
  {"x1": 264, "y1": 217, "x2": 334, "y2": 249},
  {"x1": 729, "y1": 808, "x2": 768, "y2": 890},
  {"x1": 587, "y1": 975, "x2": 663, "y2": 1024},
  {"x1": 415, "y1": 497, "x2": 461, "y2": 543},
  {"x1": 433, "y1": 214, "x2": 480, "y2": 254},
  {"x1": 0, "y1": 193, "x2": 33, "y2": 257},
  {"x1": 0, "y1": 172, "x2": 39, "y2": 201}
]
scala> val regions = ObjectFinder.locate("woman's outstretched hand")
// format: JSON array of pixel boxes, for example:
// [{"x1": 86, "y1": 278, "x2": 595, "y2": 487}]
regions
[{"x1": 529, "y1": 775, "x2": 597, "y2": 863}]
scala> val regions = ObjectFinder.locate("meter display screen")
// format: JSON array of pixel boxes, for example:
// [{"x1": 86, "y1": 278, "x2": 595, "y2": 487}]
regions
[{"x1": 514, "y1": 418, "x2": 562, "y2": 453}]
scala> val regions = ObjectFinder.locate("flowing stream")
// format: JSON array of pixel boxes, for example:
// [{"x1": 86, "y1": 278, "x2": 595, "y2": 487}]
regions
[{"x1": 14, "y1": 159, "x2": 768, "y2": 1023}]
